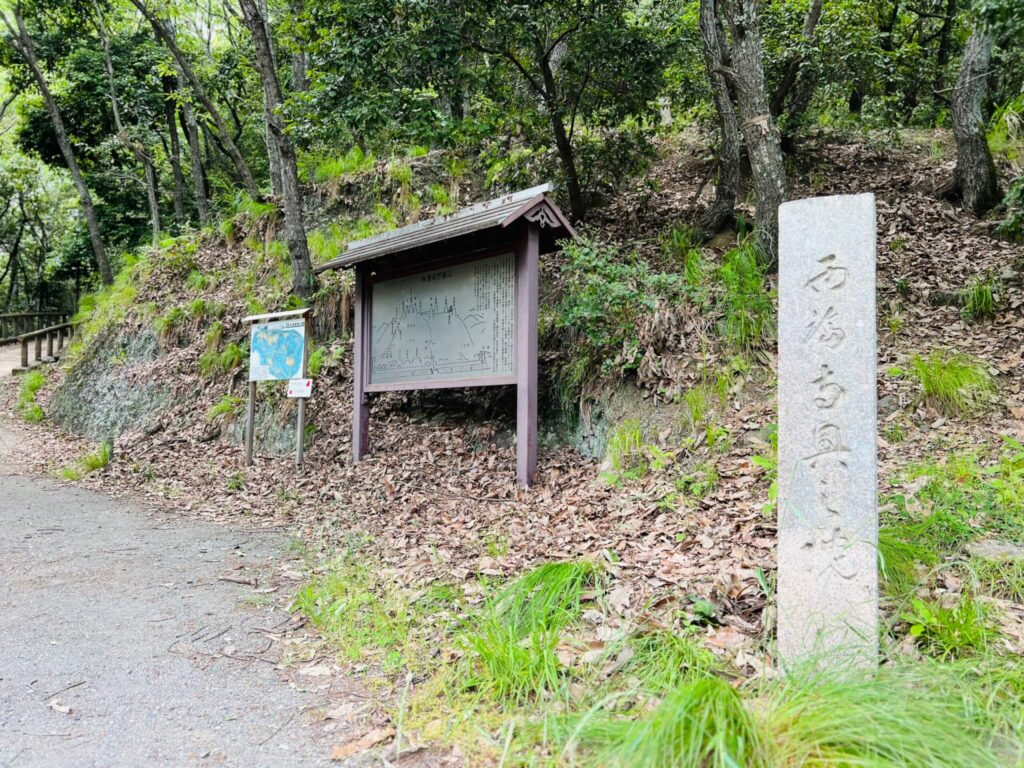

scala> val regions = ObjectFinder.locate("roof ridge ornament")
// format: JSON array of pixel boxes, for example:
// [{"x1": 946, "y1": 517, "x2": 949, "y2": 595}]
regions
[{"x1": 524, "y1": 202, "x2": 560, "y2": 228}]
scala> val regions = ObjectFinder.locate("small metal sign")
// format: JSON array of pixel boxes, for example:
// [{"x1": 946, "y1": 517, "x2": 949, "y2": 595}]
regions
[
  {"x1": 287, "y1": 378, "x2": 313, "y2": 398},
  {"x1": 249, "y1": 318, "x2": 307, "y2": 382},
  {"x1": 239, "y1": 308, "x2": 312, "y2": 469}
]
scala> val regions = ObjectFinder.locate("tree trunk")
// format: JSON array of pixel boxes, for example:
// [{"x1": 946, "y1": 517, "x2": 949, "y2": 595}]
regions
[
  {"x1": 931, "y1": 0, "x2": 957, "y2": 96},
  {"x1": 177, "y1": 75, "x2": 211, "y2": 224},
  {"x1": 291, "y1": 52, "x2": 309, "y2": 92},
  {"x1": 237, "y1": 0, "x2": 317, "y2": 297},
  {"x1": 258, "y1": 0, "x2": 283, "y2": 196},
  {"x1": 143, "y1": 160, "x2": 161, "y2": 244},
  {"x1": 721, "y1": 0, "x2": 788, "y2": 268},
  {"x1": 162, "y1": 77, "x2": 187, "y2": 224},
  {"x1": 264, "y1": 113, "x2": 283, "y2": 197},
  {"x1": 3, "y1": 7, "x2": 112, "y2": 284},
  {"x1": 130, "y1": 0, "x2": 258, "y2": 195},
  {"x1": 535, "y1": 44, "x2": 585, "y2": 222},
  {"x1": 769, "y1": 0, "x2": 823, "y2": 119},
  {"x1": 698, "y1": 0, "x2": 741, "y2": 238},
  {"x1": 947, "y1": 27, "x2": 999, "y2": 216},
  {"x1": 94, "y1": 0, "x2": 161, "y2": 245}
]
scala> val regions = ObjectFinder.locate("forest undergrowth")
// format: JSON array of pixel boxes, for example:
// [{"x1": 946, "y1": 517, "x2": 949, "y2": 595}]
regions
[{"x1": 3, "y1": 130, "x2": 1024, "y2": 766}]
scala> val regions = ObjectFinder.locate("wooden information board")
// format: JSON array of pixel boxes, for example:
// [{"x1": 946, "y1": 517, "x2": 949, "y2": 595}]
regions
[{"x1": 315, "y1": 184, "x2": 576, "y2": 487}]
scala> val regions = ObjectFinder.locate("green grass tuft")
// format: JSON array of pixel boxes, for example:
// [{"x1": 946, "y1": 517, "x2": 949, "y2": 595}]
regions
[
  {"x1": 17, "y1": 370, "x2": 46, "y2": 422},
  {"x1": 877, "y1": 527, "x2": 931, "y2": 597},
  {"x1": 756, "y1": 663, "x2": 1005, "y2": 767},
  {"x1": 604, "y1": 419, "x2": 644, "y2": 474},
  {"x1": 199, "y1": 341, "x2": 247, "y2": 378},
  {"x1": 82, "y1": 442, "x2": 113, "y2": 472},
  {"x1": 717, "y1": 242, "x2": 774, "y2": 351},
  {"x1": 206, "y1": 395, "x2": 244, "y2": 422},
  {"x1": 961, "y1": 274, "x2": 999, "y2": 320},
  {"x1": 619, "y1": 630, "x2": 720, "y2": 694},
  {"x1": 971, "y1": 556, "x2": 1024, "y2": 602},
  {"x1": 589, "y1": 676, "x2": 762, "y2": 768},
  {"x1": 307, "y1": 146, "x2": 375, "y2": 183},
  {"x1": 901, "y1": 595, "x2": 992, "y2": 659},
  {"x1": 292, "y1": 553, "x2": 457, "y2": 673},
  {"x1": 458, "y1": 561, "x2": 603, "y2": 706},
  {"x1": 910, "y1": 349, "x2": 996, "y2": 415}
]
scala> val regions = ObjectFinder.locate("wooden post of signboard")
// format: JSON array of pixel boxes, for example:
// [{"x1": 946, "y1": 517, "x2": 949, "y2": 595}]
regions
[
  {"x1": 295, "y1": 314, "x2": 311, "y2": 469},
  {"x1": 352, "y1": 264, "x2": 370, "y2": 463},
  {"x1": 516, "y1": 223, "x2": 540, "y2": 487}
]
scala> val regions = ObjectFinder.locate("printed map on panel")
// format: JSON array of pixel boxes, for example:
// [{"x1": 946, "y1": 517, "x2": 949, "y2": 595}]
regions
[
  {"x1": 369, "y1": 253, "x2": 515, "y2": 386},
  {"x1": 249, "y1": 319, "x2": 306, "y2": 381}
]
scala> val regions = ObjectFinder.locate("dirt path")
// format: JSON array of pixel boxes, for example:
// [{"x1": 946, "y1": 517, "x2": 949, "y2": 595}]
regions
[
  {"x1": 0, "y1": 343, "x2": 21, "y2": 378},
  {"x1": 0, "y1": 428, "x2": 335, "y2": 767}
]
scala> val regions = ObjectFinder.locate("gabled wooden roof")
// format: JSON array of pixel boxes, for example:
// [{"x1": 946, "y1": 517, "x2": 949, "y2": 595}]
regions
[{"x1": 314, "y1": 183, "x2": 575, "y2": 273}]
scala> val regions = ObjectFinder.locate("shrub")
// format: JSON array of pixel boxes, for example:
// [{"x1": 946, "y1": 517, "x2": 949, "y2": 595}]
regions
[
  {"x1": 307, "y1": 346, "x2": 327, "y2": 377},
  {"x1": 910, "y1": 349, "x2": 995, "y2": 415},
  {"x1": 551, "y1": 239, "x2": 685, "y2": 403}
]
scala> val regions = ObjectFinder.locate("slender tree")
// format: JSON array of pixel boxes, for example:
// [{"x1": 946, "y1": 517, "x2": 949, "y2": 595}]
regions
[
  {"x1": 943, "y1": 26, "x2": 1000, "y2": 215},
  {"x1": 93, "y1": 0, "x2": 162, "y2": 246},
  {"x1": 237, "y1": 0, "x2": 317, "y2": 297},
  {"x1": 161, "y1": 76, "x2": 187, "y2": 224},
  {"x1": 719, "y1": 0, "x2": 788, "y2": 267},
  {"x1": 1, "y1": 2, "x2": 113, "y2": 284},
  {"x1": 175, "y1": 73, "x2": 211, "y2": 224},
  {"x1": 698, "y1": 0, "x2": 741, "y2": 238},
  {"x1": 770, "y1": 0, "x2": 824, "y2": 143},
  {"x1": 129, "y1": 0, "x2": 259, "y2": 195}
]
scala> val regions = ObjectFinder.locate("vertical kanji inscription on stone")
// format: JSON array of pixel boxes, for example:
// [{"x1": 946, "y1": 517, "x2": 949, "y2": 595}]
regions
[{"x1": 778, "y1": 193, "x2": 878, "y2": 664}]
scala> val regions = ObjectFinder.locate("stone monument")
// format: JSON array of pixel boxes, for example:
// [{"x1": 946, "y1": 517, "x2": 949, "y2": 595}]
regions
[{"x1": 777, "y1": 193, "x2": 878, "y2": 664}]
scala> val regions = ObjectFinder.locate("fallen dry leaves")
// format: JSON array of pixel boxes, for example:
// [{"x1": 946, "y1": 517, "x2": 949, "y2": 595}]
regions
[{"x1": 1, "y1": 134, "x2": 1022, "y2": 720}]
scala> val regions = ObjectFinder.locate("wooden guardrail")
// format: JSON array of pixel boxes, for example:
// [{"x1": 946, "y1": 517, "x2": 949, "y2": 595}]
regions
[
  {"x1": 14, "y1": 322, "x2": 75, "y2": 372},
  {"x1": 0, "y1": 312, "x2": 69, "y2": 345}
]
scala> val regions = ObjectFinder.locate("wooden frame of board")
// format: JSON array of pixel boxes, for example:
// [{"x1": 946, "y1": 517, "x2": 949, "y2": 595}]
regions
[{"x1": 317, "y1": 184, "x2": 575, "y2": 487}]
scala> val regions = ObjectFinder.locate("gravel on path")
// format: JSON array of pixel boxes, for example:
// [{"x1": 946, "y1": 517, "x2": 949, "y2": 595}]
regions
[{"x1": 0, "y1": 428, "x2": 333, "y2": 768}]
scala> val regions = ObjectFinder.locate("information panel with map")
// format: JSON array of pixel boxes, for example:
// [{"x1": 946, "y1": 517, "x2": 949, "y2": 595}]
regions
[
  {"x1": 369, "y1": 253, "x2": 515, "y2": 387},
  {"x1": 249, "y1": 318, "x2": 307, "y2": 382}
]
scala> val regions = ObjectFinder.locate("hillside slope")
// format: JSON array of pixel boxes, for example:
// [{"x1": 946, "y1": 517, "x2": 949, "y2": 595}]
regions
[{"x1": 4, "y1": 130, "x2": 1023, "y2": 655}]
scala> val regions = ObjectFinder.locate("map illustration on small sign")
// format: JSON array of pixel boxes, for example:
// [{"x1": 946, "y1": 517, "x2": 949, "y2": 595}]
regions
[
  {"x1": 369, "y1": 253, "x2": 515, "y2": 386},
  {"x1": 249, "y1": 319, "x2": 306, "y2": 382}
]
